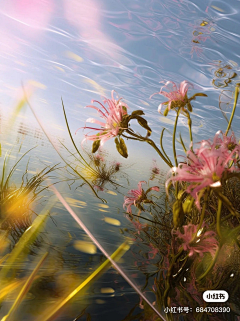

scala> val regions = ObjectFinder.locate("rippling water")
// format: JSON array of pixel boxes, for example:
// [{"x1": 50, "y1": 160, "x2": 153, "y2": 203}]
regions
[{"x1": 1, "y1": 0, "x2": 240, "y2": 320}]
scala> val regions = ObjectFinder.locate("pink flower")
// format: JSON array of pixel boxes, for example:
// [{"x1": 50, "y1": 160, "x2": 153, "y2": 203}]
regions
[
  {"x1": 173, "y1": 224, "x2": 218, "y2": 257},
  {"x1": 93, "y1": 153, "x2": 104, "y2": 166},
  {"x1": 150, "y1": 80, "x2": 193, "y2": 114},
  {"x1": 166, "y1": 131, "x2": 240, "y2": 209},
  {"x1": 114, "y1": 162, "x2": 121, "y2": 171},
  {"x1": 123, "y1": 181, "x2": 159, "y2": 214},
  {"x1": 80, "y1": 91, "x2": 128, "y2": 146}
]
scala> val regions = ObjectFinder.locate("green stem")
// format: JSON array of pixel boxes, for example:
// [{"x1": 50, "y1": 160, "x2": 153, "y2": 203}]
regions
[
  {"x1": 227, "y1": 223, "x2": 240, "y2": 240},
  {"x1": 186, "y1": 111, "x2": 193, "y2": 148},
  {"x1": 163, "y1": 248, "x2": 183, "y2": 307},
  {"x1": 25, "y1": 93, "x2": 106, "y2": 203},
  {"x1": 173, "y1": 109, "x2": 181, "y2": 167},
  {"x1": 131, "y1": 214, "x2": 171, "y2": 229},
  {"x1": 225, "y1": 84, "x2": 240, "y2": 136},
  {"x1": 197, "y1": 246, "x2": 221, "y2": 282},
  {"x1": 148, "y1": 139, "x2": 173, "y2": 168},
  {"x1": 126, "y1": 129, "x2": 172, "y2": 167},
  {"x1": 62, "y1": 99, "x2": 90, "y2": 168},
  {"x1": 197, "y1": 190, "x2": 208, "y2": 230},
  {"x1": 216, "y1": 199, "x2": 223, "y2": 238},
  {"x1": 160, "y1": 128, "x2": 172, "y2": 165},
  {"x1": 221, "y1": 213, "x2": 233, "y2": 223}
]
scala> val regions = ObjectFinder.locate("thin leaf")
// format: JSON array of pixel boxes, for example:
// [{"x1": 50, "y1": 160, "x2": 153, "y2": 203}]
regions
[
  {"x1": 3, "y1": 147, "x2": 36, "y2": 191},
  {"x1": 0, "y1": 280, "x2": 24, "y2": 302},
  {"x1": 216, "y1": 191, "x2": 238, "y2": 217},
  {"x1": 25, "y1": 91, "x2": 106, "y2": 203},
  {"x1": 61, "y1": 99, "x2": 89, "y2": 168},
  {"x1": 37, "y1": 242, "x2": 130, "y2": 321},
  {"x1": 49, "y1": 185, "x2": 166, "y2": 321},
  {"x1": 179, "y1": 133, "x2": 187, "y2": 153},
  {"x1": 160, "y1": 128, "x2": 172, "y2": 166},
  {"x1": 0, "y1": 200, "x2": 54, "y2": 281},
  {"x1": 3, "y1": 252, "x2": 48, "y2": 321}
]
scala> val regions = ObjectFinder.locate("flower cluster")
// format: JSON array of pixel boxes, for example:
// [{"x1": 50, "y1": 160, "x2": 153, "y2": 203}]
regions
[
  {"x1": 166, "y1": 131, "x2": 240, "y2": 209},
  {"x1": 79, "y1": 81, "x2": 240, "y2": 318}
]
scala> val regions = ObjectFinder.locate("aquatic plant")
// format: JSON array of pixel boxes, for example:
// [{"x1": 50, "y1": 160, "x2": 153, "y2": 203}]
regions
[
  {"x1": 75, "y1": 149, "x2": 128, "y2": 191},
  {"x1": 0, "y1": 200, "x2": 53, "y2": 321},
  {"x1": 25, "y1": 77, "x2": 240, "y2": 320},
  {"x1": 0, "y1": 148, "x2": 59, "y2": 247}
]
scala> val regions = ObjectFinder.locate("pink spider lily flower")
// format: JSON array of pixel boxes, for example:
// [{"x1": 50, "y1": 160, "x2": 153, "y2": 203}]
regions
[
  {"x1": 123, "y1": 181, "x2": 159, "y2": 214},
  {"x1": 79, "y1": 91, "x2": 128, "y2": 146},
  {"x1": 166, "y1": 131, "x2": 240, "y2": 209},
  {"x1": 173, "y1": 224, "x2": 218, "y2": 257},
  {"x1": 150, "y1": 80, "x2": 193, "y2": 114}
]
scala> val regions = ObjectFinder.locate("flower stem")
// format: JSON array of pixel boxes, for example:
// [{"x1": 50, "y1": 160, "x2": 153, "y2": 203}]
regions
[
  {"x1": 160, "y1": 128, "x2": 172, "y2": 165},
  {"x1": 216, "y1": 199, "x2": 223, "y2": 238},
  {"x1": 186, "y1": 111, "x2": 193, "y2": 148},
  {"x1": 125, "y1": 129, "x2": 173, "y2": 167},
  {"x1": 147, "y1": 138, "x2": 173, "y2": 167},
  {"x1": 197, "y1": 245, "x2": 221, "y2": 282},
  {"x1": 225, "y1": 83, "x2": 240, "y2": 136},
  {"x1": 163, "y1": 248, "x2": 183, "y2": 307},
  {"x1": 197, "y1": 190, "x2": 208, "y2": 230},
  {"x1": 173, "y1": 109, "x2": 181, "y2": 167}
]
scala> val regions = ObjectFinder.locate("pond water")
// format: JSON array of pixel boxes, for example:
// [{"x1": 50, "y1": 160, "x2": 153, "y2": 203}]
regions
[{"x1": 1, "y1": 0, "x2": 240, "y2": 320}]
